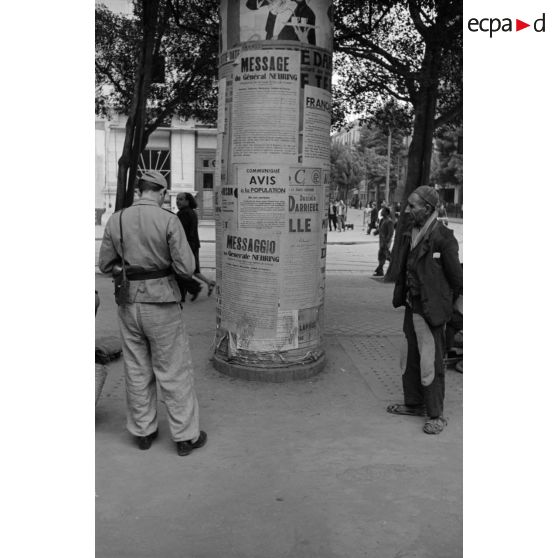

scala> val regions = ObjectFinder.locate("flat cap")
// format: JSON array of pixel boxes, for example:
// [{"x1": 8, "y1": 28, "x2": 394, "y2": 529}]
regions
[
  {"x1": 139, "y1": 170, "x2": 168, "y2": 189},
  {"x1": 412, "y1": 185, "x2": 439, "y2": 208}
]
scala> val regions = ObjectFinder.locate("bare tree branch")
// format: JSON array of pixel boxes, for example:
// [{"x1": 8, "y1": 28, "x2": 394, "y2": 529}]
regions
[
  {"x1": 95, "y1": 60, "x2": 129, "y2": 99},
  {"x1": 408, "y1": 0, "x2": 429, "y2": 38}
]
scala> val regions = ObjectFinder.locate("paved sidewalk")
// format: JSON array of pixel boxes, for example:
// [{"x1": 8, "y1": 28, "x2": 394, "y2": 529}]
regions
[{"x1": 95, "y1": 263, "x2": 463, "y2": 556}]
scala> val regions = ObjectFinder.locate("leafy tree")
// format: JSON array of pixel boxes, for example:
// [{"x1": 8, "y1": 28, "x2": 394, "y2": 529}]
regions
[
  {"x1": 333, "y1": 0, "x2": 462, "y2": 279},
  {"x1": 430, "y1": 125, "x2": 462, "y2": 196},
  {"x1": 95, "y1": 0, "x2": 219, "y2": 210},
  {"x1": 357, "y1": 123, "x2": 408, "y2": 204},
  {"x1": 334, "y1": 0, "x2": 462, "y2": 189},
  {"x1": 330, "y1": 141, "x2": 366, "y2": 201},
  {"x1": 330, "y1": 121, "x2": 408, "y2": 209}
]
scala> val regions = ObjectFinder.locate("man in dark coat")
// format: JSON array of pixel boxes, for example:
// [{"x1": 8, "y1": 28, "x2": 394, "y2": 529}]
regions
[
  {"x1": 367, "y1": 202, "x2": 378, "y2": 234},
  {"x1": 176, "y1": 193, "x2": 203, "y2": 302},
  {"x1": 373, "y1": 207, "x2": 394, "y2": 276},
  {"x1": 176, "y1": 192, "x2": 216, "y2": 300},
  {"x1": 387, "y1": 186, "x2": 463, "y2": 435},
  {"x1": 328, "y1": 199, "x2": 337, "y2": 232}
]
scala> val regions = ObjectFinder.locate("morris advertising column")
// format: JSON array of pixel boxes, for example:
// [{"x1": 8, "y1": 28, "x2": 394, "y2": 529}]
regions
[{"x1": 213, "y1": 0, "x2": 333, "y2": 381}]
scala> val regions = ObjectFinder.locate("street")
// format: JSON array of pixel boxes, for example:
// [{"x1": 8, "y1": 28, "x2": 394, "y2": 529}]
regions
[
  {"x1": 95, "y1": 207, "x2": 464, "y2": 275},
  {"x1": 95, "y1": 206, "x2": 463, "y2": 558}
]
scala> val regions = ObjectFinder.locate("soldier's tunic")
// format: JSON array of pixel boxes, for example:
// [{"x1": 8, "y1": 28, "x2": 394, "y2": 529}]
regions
[{"x1": 98, "y1": 199, "x2": 200, "y2": 442}]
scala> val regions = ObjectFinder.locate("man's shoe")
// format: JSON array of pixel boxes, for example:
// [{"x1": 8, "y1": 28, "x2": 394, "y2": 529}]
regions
[
  {"x1": 137, "y1": 429, "x2": 158, "y2": 450},
  {"x1": 373, "y1": 270, "x2": 384, "y2": 276},
  {"x1": 190, "y1": 289, "x2": 201, "y2": 302},
  {"x1": 423, "y1": 416, "x2": 448, "y2": 435},
  {"x1": 176, "y1": 430, "x2": 207, "y2": 456}
]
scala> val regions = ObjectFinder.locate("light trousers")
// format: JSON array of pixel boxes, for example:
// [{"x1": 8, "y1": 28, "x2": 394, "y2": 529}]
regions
[
  {"x1": 117, "y1": 302, "x2": 200, "y2": 442},
  {"x1": 400, "y1": 306, "x2": 446, "y2": 418}
]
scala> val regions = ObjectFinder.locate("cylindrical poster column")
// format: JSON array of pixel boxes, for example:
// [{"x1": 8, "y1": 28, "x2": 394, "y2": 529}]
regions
[{"x1": 213, "y1": 0, "x2": 333, "y2": 381}]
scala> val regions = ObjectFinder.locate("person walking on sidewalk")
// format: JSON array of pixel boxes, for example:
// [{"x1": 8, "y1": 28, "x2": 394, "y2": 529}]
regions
[
  {"x1": 373, "y1": 207, "x2": 394, "y2": 276},
  {"x1": 336, "y1": 199, "x2": 346, "y2": 231},
  {"x1": 438, "y1": 202, "x2": 449, "y2": 226},
  {"x1": 98, "y1": 170, "x2": 208, "y2": 456},
  {"x1": 387, "y1": 185, "x2": 462, "y2": 435},
  {"x1": 176, "y1": 192, "x2": 216, "y2": 301},
  {"x1": 363, "y1": 201, "x2": 376, "y2": 234},
  {"x1": 328, "y1": 199, "x2": 337, "y2": 232},
  {"x1": 369, "y1": 202, "x2": 378, "y2": 234}
]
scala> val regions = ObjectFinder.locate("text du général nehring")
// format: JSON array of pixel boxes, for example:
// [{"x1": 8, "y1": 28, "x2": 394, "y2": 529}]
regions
[{"x1": 226, "y1": 236, "x2": 279, "y2": 262}]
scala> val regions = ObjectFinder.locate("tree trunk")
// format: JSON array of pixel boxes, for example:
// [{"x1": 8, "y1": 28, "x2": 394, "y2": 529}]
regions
[
  {"x1": 116, "y1": 108, "x2": 139, "y2": 211},
  {"x1": 384, "y1": 42, "x2": 441, "y2": 282},
  {"x1": 385, "y1": 127, "x2": 392, "y2": 203},
  {"x1": 115, "y1": 0, "x2": 159, "y2": 211}
]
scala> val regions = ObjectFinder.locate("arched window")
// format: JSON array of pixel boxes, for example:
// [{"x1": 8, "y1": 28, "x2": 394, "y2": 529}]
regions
[{"x1": 136, "y1": 149, "x2": 171, "y2": 187}]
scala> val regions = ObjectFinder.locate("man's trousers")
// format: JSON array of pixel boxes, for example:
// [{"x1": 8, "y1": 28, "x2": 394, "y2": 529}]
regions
[
  {"x1": 401, "y1": 306, "x2": 446, "y2": 418},
  {"x1": 117, "y1": 302, "x2": 200, "y2": 442},
  {"x1": 376, "y1": 243, "x2": 391, "y2": 272}
]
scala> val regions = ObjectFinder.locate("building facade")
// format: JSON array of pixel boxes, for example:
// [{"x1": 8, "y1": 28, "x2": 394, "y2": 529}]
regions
[
  {"x1": 95, "y1": 115, "x2": 217, "y2": 223},
  {"x1": 95, "y1": 0, "x2": 217, "y2": 223},
  {"x1": 331, "y1": 124, "x2": 362, "y2": 146}
]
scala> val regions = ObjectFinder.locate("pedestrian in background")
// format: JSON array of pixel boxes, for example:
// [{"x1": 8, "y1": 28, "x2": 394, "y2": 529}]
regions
[
  {"x1": 438, "y1": 202, "x2": 449, "y2": 226},
  {"x1": 98, "y1": 170, "x2": 208, "y2": 456},
  {"x1": 363, "y1": 201, "x2": 375, "y2": 234},
  {"x1": 369, "y1": 202, "x2": 378, "y2": 234},
  {"x1": 394, "y1": 202, "x2": 401, "y2": 228},
  {"x1": 387, "y1": 185, "x2": 462, "y2": 435},
  {"x1": 373, "y1": 207, "x2": 394, "y2": 277},
  {"x1": 336, "y1": 199, "x2": 346, "y2": 231},
  {"x1": 378, "y1": 200, "x2": 388, "y2": 227},
  {"x1": 328, "y1": 199, "x2": 338, "y2": 232},
  {"x1": 176, "y1": 192, "x2": 216, "y2": 301}
]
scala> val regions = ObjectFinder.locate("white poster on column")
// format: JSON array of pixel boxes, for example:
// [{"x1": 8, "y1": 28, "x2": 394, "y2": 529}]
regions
[
  {"x1": 232, "y1": 49, "x2": 301, "y2": 163},
  {"x1": 220, "y1": 230, "x2": 281, "y2": 349},
  {"x1": 279, "y1": 167, "x2": 323, "y2": 310},
  {"x1": 215, "y1": 183, "x2": 238, "y2": 289},
  {"x1": 240, "y1": 0, "x2": 334, "y2": 50},
  {"x1": 217, "y1": 77, "x2": 227, "y2": 133},
  {"x1": 302, "y1": 84, "x2": 331, "y2": 166},
  {"x1": 237, "y1": 165, "x2": 288, "y2": 231}
]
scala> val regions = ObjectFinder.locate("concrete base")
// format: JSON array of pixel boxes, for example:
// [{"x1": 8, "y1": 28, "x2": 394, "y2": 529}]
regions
[{"x1": 212, "y1": 353, "x2": 326, "y2": 382}]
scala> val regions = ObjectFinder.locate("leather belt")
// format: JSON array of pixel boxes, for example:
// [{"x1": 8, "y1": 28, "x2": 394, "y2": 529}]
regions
[{"x1": 127, "y1": 268, "x2": 173, "y2": 281}]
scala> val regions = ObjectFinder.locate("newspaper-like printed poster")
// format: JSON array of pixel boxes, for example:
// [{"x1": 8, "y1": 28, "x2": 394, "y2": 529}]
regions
[
  {"x1": 232, "y1": 49, "x2": 301, "y2": 163},
  {"x1": 220, "y1": 230, "x2": 281, "y2": 346},
  {"x1": 216, "y1": 2, "x2": 333, "y2": 360},
  {"x1": 302, "y1": 85, "x2": 331, "y2": 165},
  {"x1": 237, "y1": 165, "x2": 288, "y2": 231},
  {"x1": 279, "y1": 167, "x2": 323, "y2": 310}
]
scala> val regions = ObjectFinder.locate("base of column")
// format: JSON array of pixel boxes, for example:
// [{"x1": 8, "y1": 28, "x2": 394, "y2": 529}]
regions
[{"x1": 212, "y1": 353, "x2": 326, "y2": 383}]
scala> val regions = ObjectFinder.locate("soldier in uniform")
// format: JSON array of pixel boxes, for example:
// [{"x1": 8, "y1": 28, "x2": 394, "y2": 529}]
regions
[{"x1": 98, "y1": 170, "x2": 207, "y2": 456}]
